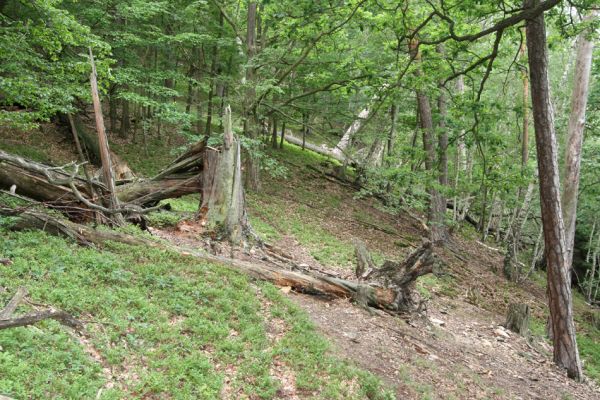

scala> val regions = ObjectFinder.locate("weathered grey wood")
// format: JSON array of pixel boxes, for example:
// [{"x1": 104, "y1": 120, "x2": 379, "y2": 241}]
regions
[
  {"x1": 0, "y1": 310, "x2": 82, "y2": 331},
  {"x1": 198, "y1": 106, "x2": 249, "y2": 244},
  {"x1": 88, "y1": 48, "x2": 123, "y2": 225},
  {"x1": 562, "y1": 11, "x2": 597, "y2": 268},
  {"x1": 505, "y1": 303, "x2": 530, "y2": 335},
  {"x1": 0, "y1": 287, "x2": 28, "y2": 320}
]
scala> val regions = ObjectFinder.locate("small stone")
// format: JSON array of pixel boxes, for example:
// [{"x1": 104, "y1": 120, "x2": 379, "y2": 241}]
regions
[
  {"x1": 494, "y1": 327, "x2": 510, "y2": 338},
  {"x1": 430, "y1": 317, "x2": 446, "y2": 326},
  {"x1": 297, "y1": 263, "x2": 310, "y2": 268}
]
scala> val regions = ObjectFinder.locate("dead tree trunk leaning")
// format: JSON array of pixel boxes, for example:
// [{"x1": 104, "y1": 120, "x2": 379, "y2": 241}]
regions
[
  {"x1": 198, "y1": 106, "x2": 249, "y2": 244},
  {"x1": 331, "y1": 107, "x2": 369, "y2": 160},
  {"x1": 89, "y1": 48, "x2": 124, "y2": 225},
  {"x1": 525, "y1": 0, "x2": 583, "y2": 381},
  {"x1": 62, "y1": 113, "x2": 135, "y2": 181},
  {"x1": 562, "y1": 11, "x2": 597, "y2": 271}
]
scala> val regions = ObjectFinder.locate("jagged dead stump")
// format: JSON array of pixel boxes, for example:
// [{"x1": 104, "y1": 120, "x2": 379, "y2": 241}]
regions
[
  {"x1": 354, "y1": 240, "x2": 438, "y2": 313},
  {"x1": 505, "y1": 303, "x2": 530, "y2": 335}
]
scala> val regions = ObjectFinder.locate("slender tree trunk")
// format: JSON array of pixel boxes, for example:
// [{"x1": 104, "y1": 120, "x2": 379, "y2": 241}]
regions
[
  {"x1": 388, "y1": 104, "x2": 397, "y2": 159},
  {"x1": 120, "y1": 97, "x2": 130, "y2": 139},
  {"x1": 525, "y1": 0, "x2": 582, "y2": 380},
  {"x1": 88, "y1": 48, "x2": 124, "y2": 225},
  {"x1": 410, "y1": 39, "x2": 447, "y2": 245},
  {"x1": 270, "y1": 117, "x2": 278, "y2": 149},
  {"x1": 108, "y1": 85, "x2": 118, "y2": 135},
  {"x1": 587, "y1": 220, "x2": 597, "y2": 263},
  {"x1": 302, "y1": 113, "x2": 308, "y2": 150},
  {"x1": 244, "y1": 2, "x2": 261, "y2": 191},
  {"x1": 562, "y1": 11, "x2": 597, "y2": 269},
  {"x1": 521, "y1": 34, "x2": 530, "y2": 170},
  {"x1": 205, "y1": 13, "x2": 223, "y2": 136},
  {"x1": 279, "y1": 121, "x2": 286, "y2": 149}
]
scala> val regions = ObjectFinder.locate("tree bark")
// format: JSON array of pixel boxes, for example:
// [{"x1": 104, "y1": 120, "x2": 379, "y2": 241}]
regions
[
  {"x1": 198, "y1": 106, "x2": 248, "y2": 244},
  {"x1": 505, "y1": 303, "x2": 530, "y2": 335},
  {"x1": 120, "y1": 97, "x2": 130, "y2": 139},
  {"x1": 562, "y1": 11, "x2": 597, "y2": 269},
  {"x1": 243, "y1": 2, "x2": 261, "y2": 191},
  {"x1": 525, "y1": 0, "x2": 582, "y2": 380},
  {"x1": 89, "y1": 48, "x2": 124, "y2": 225},
  {"x1": 331, "y1": 108, "x2": 369, "y2": 160},
  {"x1": 410, "y1": 39, "x2": 447, "y2": 245},
  {"x1": 279, "y1": 121, "x2": 286, "y2": 149}
]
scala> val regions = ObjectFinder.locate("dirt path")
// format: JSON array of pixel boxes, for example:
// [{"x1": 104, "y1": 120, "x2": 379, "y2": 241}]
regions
[
  {"x1": 151, "y1": 223, "x2": 599, "y2": 399},
  {"x1": 290, "y1": 292, "x2": 599, "y2": 399}
]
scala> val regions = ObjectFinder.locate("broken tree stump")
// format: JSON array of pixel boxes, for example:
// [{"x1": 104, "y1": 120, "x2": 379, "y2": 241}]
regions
[
  {"x1": 354, "y1": 240, "x2": 439, "y2": 312},
  {"x1": 505, "y1": 303, "x2": 530, "y2": 335},
  {"x1": 354, "y1": 239, "x2": 376, "y2": 280}
]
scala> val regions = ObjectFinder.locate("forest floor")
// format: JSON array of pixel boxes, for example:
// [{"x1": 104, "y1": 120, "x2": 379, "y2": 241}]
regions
[{"x1": 1, "y1": 125, "x2": 600, "y2": 399}]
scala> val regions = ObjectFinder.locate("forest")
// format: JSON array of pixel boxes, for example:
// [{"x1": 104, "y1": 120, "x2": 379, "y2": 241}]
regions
[{"x1": 0, "y1": 0, "x2": 599, "y2": 398}]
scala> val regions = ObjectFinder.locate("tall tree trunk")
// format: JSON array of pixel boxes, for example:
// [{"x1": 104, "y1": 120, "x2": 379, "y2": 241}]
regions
[
  {"x1": 387, "y1": 104, "x2": 397, "y2": 159},
  {"x1": 271, "y1": 117, "x2": 278, "y2": 149},
  {"x1": 562, "y1": 11, "x2": 597, "y2": 269},
  {"x1": 279, "y1": 121, "x2": 286, "y2": 149},
  {"x1": 521, "y1": 34, "x2": 530, "y2": 170},
  {"x1": 409, "y1": 39, "x2": 447, "y2": 244},
  {"x1": 88, "y1": 48, "x2": 124, "y2": 225},
  {"x1": 205, "y1": 12, "x2": 223, "y2": 136},
  {"x1": 244, "y1": 2, "x2": 261, "y2": 191},
  {"x1": 120, "y1": 97, "x2": 130, "y2": 139},
  {"x1": 525, "y1": 0, "x2": 582, "y2": 380}
]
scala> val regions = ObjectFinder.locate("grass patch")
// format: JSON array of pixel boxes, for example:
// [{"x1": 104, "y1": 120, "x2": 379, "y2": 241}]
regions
[
  {"x1": 0, "y1": 228, "x2": 391, "y2": 399},
  {"x1": 0, "y1": 142, "x2": 50, "y2": 163}
]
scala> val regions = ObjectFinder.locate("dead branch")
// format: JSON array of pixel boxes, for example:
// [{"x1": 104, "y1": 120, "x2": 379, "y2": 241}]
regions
[{"x1": 0, "y1": 287, "x2": 28, "y2": 319}]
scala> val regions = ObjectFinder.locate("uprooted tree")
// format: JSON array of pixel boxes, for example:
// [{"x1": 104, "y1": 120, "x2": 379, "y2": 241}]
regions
[
  {"x1": 0, "y1": 111, "x2": 245, "y2": 237},
  {"x1": 0, "y1": 103, "x2": 440, "y2": 314}
]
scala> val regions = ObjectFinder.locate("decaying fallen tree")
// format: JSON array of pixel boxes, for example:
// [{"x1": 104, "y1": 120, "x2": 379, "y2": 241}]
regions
[
  {"x1": 2, "y1": 207, "x2": 437, "y2": 313},
  {"x1": 353, "y1": 239, "x2": 438, "y2": 312}
]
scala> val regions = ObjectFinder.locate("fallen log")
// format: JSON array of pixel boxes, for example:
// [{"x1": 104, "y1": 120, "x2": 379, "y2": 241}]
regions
[
  {"x1": 3, "y1": 209, "x2": 406, "y2": 311},
  {"x1": 0, "y1": 148, "x2": 203, "y2": 215}
]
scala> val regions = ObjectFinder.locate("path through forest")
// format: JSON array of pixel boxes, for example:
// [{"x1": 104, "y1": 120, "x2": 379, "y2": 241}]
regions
[{"x1": 148, "y1": 186, "x2": 600, "y2": 399}]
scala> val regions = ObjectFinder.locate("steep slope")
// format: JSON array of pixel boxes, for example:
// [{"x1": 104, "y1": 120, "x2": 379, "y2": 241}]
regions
[{"x1": 1, "y1": 125, "x2": 600, "y2": 399}]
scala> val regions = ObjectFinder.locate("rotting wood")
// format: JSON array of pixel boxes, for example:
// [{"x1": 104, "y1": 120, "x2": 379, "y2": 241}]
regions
[
  {"x1": 505, "y1": 303, "x2": 530, "y2": 335},
  {"x1": 0, "y1": 287, "x2": 28, "y2": 320},
  {"x1": 0, "y1": 310, "x2": 82, "y2": 331},
  {"x1": 3, "y1": 208, "x2": 428, "y2": 313}
]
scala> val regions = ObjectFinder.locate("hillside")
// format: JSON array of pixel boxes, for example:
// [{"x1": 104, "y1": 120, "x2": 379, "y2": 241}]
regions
[{"x1": 1, "y1": 126, "x2": 600, "y2": 399}]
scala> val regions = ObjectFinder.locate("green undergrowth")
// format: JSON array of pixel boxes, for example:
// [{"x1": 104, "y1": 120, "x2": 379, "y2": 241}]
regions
[
  {"x1": 112, "y1": 138, "x2": 181, "y2": 177},
  {"x1": 247, "y1": 194, "x2": 355, "y2": 269},
  {"x1": 0, "y1": 227, "x2": 393, "y2": 399}
]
